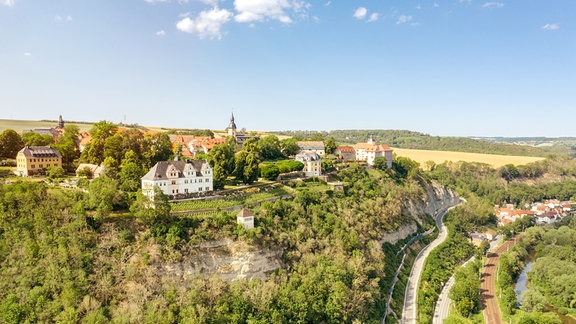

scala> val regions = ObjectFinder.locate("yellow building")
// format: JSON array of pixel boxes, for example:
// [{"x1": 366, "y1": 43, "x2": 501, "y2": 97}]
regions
[{"x1": 15, "y1": 146, "x2": 62, "y2": 176}]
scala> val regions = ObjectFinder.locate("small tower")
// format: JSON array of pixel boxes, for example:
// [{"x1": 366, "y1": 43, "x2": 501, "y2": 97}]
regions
[
  {"x1": 57, "y1": 115, "x2": 65, "y2": 129},
  {"x1": 237, "y1": 208, "x2": 254, "y2": 230},
  {"x1": 226, "y1": 112, "x2": 237, "y2": 137},
  {"x1": 367, "y1": 135, "x2": 376, "y2": 145}
]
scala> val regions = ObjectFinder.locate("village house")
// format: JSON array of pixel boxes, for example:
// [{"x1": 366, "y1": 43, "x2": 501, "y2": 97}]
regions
[
  {"x1": 495, "y1": 204, "x2": 535, "y2": 226},
  {"x1": 353, "y1": 136, "x2": 393, "y2": 168},
  {"x1": 335, "y1": 145, "x2": 356, "y2": 162},
  {"x1": 495, "y1": 199, "x2": 571, "y2": 226},
  {"x1": 141, "y1": 160, "x2": 213, "y2": 198},
  {"x1": 295, "y1": 151, "x2": 322, "y2": 177},
  {"x1": 15, "y1": 146, "x2": 62, "y2": 176},
  {"x1": 76, "y1": 163, "x2": 104, "y2": 178},
  {"x1": 297, "y1": 141, "x2": 325, "y2": 156}
]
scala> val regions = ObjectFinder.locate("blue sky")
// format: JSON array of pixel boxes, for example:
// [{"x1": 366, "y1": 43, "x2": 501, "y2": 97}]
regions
[{"x1": 1, "y1": 0, "x2": 574, "y2": 137}]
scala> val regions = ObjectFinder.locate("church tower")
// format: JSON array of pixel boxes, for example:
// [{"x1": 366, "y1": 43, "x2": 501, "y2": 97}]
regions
[
  {"x1": 57, "y1": 115, "x2": 65, "y2": 129},
  {"x1": 226, "y1": 112, "x2": 237, "y2": 137}
]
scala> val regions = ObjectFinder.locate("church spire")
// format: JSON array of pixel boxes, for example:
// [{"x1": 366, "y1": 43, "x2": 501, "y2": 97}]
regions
[{"x1": 227, "y1": 112, "x2": 237, "y2": 137}]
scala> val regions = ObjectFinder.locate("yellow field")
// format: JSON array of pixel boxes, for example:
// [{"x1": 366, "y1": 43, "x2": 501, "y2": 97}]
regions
[{"x1": 392, "y1": 147, "x2": 545, "y2": 168}]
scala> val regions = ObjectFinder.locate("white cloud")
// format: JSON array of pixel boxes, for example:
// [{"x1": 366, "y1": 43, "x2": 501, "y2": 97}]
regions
[
  {"x1": 145, "y1": 0, "x2": 170, "y2": 3},
  {"x1": 433, "y1": 3, "x2": 440, "y2": 8},
  {"x1": 55, "y1": 15, "x2": 73, "y2": 22},
  {"x1": 23, "y1": 52, "x2": 31, "y2": 56},
  {"x1": 234, "y1": 0, "x2": 304, "y2": 24},
  {"x1": 459, "y1": 0, "x2": 471, "y2": 4},
  {"x1": 156, "y1": 30, "x2": 166, "y2": 36},
  {"x1": 199, "y1": 0, "x2": 217, "y2": 5},
  {"x1": 542, "y1": 23, "x2": 560, "y2": 31},
  {"x1": 396, "y1": 15, "x2": 412, "y2": 24},
  {"x1": 324, "y1": 1, "x2": 331, "y2": 6},
  {"x1": 176, "y1": 7, "x2": 232, "y2": 39},
  {"x1": 482, "y1": 2, "x2": 504, "y2": 9},
  {"x1": 1, "y1": 0, "x2": 15, "y2": 7},
  {"x1": 353, "y1": 7, "x2": 367, "y2": 20},
  {"x1": 368, "y1": 13, "x2": 379, "y2": 22}
]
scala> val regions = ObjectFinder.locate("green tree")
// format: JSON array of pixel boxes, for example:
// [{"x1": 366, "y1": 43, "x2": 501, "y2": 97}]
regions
[
  {"x1": 258, "y1": 135, "x2": 283, "y2": 160},
  {"x1": 280, "y1": 138, "x2": 299, "y2": 157},
  {"x1": 261, "y1": 164, "x2": 280, "y2": 181},
  {"x1": 46, "y1": 166, "x2": 66, "y2": 179},
  {"x1": 449, "y1": 262, "x2": 481, "y2": 317},
  {"x1": 234, "y1": 138, "x2": 260, "y2": 184},
  {"x1": 0, "y1": 129, "x2": 23, "y2": 158},
  {"x1": 119, "y1": 150, "x2": 144, "y2": 192},
  {"x1": 130, "y1": 188, "x2": 171, "y2": 224},
  {"x1": 55, "y1": 125, "x2": 80, "y2": 171},
  {"x1": 87, "y1": 176, "x2": 126, "y2": 217},
  {"x1": 500, "y1": 164, "x2": 520, "y2": 182},
  {"x1": 373, "y1": 156, "x2": 387, "y2": 171},
  {"x1": 324, "y1": 137, "x2": 337, "y2": 154},
  {"x1": 143, "y1": 132, "x2": 173, "y2": 167},
  {"x1": 21, "y1": 132, "x2": 55, "y2": 146},
  {"x1": 207, "y1": 138, "x2": 236, "y2": 190},
  {"x1": 80, "y1": 120, "x2": 118, "y2": 164}
]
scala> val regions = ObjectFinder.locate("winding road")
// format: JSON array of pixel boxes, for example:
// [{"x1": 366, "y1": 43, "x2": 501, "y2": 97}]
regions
[{"x1": 401, "y1": 202, "x2": 461, "y2": 323}]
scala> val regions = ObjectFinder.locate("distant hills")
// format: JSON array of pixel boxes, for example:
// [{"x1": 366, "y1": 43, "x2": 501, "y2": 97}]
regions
[{"x1": 1, "y1": 119, "x2": 574, "y2": 158}]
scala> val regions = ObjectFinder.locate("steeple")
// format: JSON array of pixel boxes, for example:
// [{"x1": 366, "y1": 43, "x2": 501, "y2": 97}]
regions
[
  {"x1": 226, "y1": 112, "x2": 237, "y2": 137},
  {"x1": 58, "y1": 115, "x2": 64, "y2": 129}
]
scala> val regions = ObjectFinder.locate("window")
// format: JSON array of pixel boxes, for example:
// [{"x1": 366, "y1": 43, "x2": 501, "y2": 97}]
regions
[
  {"x1": 205, "y1": 187, "x2": 210, "y2": 191},
  {"x1": 171, "y1": 180, "x2": 176, "y2": 185},
  {"x1": 184, "y1": 189, "x2": 188, "y2": 193},
  {"x1": 31, "y1": 164, "x2": 35, "y2": 168},
  {"x1": 199, "y1": 187, "x2": 203, "y2": 191},
  {"x1": 199, "y1": 179, "x2": 202, "y2": 183},
  {"x1": 205, "y1": 178, "x2": 210, "y2": 182}
]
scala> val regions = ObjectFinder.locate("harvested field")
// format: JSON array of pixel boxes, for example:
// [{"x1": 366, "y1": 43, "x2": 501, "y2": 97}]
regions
[{"x1": 393, "y1": 147, "x2": 545, "y2": 168}]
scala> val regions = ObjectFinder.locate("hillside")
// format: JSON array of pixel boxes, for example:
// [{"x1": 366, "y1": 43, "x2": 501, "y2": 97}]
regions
[{"x1": 274, "y1": 129, "x2": 569, "y2": 157}]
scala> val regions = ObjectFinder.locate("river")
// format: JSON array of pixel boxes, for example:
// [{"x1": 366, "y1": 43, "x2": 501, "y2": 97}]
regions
[
  {"x1": 515, "y1": 262, "x2": 533, "y2": 305},
  {"x1": 515, "y1": 261, "x2": 576, "y2": 324}
]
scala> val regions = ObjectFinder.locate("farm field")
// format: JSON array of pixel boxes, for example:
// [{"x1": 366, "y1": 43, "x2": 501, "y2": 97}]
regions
[
  {"x1": 0, "y1": 119, "x2": 93, "y2": 132},
  {"x1": 393, "y1": 147, "x2": 545, "y2": 168}
]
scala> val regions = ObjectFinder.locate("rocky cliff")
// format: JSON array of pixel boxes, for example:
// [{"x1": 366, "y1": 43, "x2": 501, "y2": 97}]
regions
[
  {"x1": 157, "y1": 239, "x2": 283, "y2": 282},
  {"x1": 159, "y1": 181, "x2": 459, "y2": 281},
  {"x1": 382, "y1": 180, "x2": 460, "y2": 245}
]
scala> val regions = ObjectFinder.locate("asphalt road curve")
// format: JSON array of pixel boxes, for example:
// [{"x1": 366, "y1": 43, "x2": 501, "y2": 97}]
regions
[{"x1": 401, "y1": 204, "x2": 459, "y2": 324}]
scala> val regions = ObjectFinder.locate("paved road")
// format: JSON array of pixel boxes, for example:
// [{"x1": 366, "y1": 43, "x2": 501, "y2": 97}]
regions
[
  {"x1": 401, "y1": 202, "x2": 461, "y2": 323},
  {"x1": 481, "y1": 235, "x2": 521, "y2": 324},
  {"x1": 433, "y1": 256, "x2": 475, "y2": 324}
]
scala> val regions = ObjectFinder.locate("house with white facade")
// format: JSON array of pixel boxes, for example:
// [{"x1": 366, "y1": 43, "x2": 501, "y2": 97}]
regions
[
  {"x1": 237, "y1": 208, "x2": 255, "y2": 230},
  {"x1": 297, "y1": 141, "x2": 326, "y2": 156},
  {"x1": 353, "y1": 136, "x2": 393, "y2": 168},
  {"x1": 295, "y1": 151, "x2": 322, "y2": 177},
  {"x1": 141, "y1": 160, "x2": 212, "y2": 198}
]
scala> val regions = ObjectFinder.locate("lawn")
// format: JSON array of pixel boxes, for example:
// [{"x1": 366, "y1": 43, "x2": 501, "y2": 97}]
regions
[{"x1": 393, "y1": 147, "x2": 545, "y2": 168}]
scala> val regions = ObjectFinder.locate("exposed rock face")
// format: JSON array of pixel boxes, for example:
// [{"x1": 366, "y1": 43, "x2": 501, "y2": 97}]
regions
[
  {"x1": 382, "y1": 180, "x2": 460, "y2": 245},
  {"x1": 158, "y1": 239, "x2": 282, "y2": 282},
  {"x1": 160, "y1": 181, "x2": 459, "y2": 280}
]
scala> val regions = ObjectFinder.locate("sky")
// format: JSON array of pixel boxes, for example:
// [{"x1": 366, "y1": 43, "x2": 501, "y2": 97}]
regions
[{"x1": 1, "y1": 0, "x2": 574, "y2": 137}]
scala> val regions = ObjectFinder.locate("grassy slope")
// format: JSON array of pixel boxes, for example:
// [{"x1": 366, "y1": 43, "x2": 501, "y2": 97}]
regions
[{"x1": 0, "y1": 119, "x2": 93, "y2": 132}]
